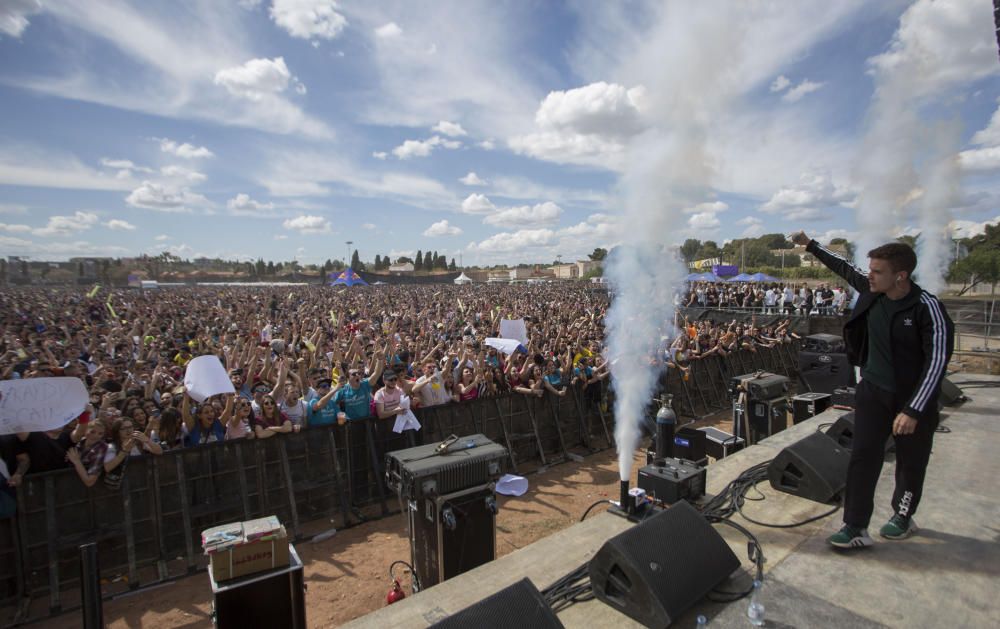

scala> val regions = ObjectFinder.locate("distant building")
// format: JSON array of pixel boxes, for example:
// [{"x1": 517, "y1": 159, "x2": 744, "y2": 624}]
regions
[
  {"x1": 388, "y1": 262, "x2": 415, "y2": 273},
  {"x1": 550, "y1": 260, "x2": 602, "y2": 279}
]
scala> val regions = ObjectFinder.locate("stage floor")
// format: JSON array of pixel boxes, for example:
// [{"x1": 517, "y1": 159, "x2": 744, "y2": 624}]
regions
[{"x1": 345, "y1": 375, "x2": 1000, "y2": 628}]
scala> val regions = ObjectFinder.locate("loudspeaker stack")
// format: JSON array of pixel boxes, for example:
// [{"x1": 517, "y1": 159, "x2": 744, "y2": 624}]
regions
[{"x1": 798, "y1": 333, "x2": 854, "y2": 394}]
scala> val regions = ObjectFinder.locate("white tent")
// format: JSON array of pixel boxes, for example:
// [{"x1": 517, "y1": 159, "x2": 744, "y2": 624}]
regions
[{"x1": 453, "y1": 272, "x2": 473, "y2": 285}]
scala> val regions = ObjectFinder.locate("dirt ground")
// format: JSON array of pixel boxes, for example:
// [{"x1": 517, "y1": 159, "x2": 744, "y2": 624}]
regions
[{"x1": 31, "y1": 445, "x2": 651, "y2": 629}]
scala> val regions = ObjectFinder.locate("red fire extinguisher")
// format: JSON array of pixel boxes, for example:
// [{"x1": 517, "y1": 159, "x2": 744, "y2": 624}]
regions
[{"x1": 386, "y1": 579, "x2": 406, "y2": 605}]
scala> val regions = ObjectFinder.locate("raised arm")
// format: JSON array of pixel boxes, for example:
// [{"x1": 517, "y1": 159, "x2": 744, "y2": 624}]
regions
[{"x1": 792, "y1": 231, "x2": 868, "y2": 293}]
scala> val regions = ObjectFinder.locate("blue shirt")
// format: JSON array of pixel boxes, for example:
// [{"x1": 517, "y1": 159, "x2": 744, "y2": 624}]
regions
[
  {"x1": 333, "y1": 380, "x2": 373, "y2": 420},
  {"x1": 309, "y1": 397, "x2": 339, "y2": 427}
]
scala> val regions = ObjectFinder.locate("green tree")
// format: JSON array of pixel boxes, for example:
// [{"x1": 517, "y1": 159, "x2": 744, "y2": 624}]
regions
[
  {"x1": 829, "y1": 237, "x2": 856, "y2": 261},
  {"x1": 448, "y1": 258, "x2": 457, "y2": 271},
  {"x1": 267, "y1": 260, "x2": 275, "y2": 275},
  {"x1": 695, "y1": 240, "x2": 721, "y2": 260},
  {"x1": 680, "y1": 239, "x2": 701, "y2": 263},
  {"x1": 588, "y1": 247, "x2": 608, "y2": 261},
  {"x1": 350, "y1": 249, "x2": 361, "y2": 270},
  {"x1": 761, "y1": 233, "x2": 793, "y2": 250},
  {"x1": 414, "y1": 250, "x2": 423, "y2": 271},
  {"x1": 373, "y1": 254, "x2": 381, "y2": 269}
]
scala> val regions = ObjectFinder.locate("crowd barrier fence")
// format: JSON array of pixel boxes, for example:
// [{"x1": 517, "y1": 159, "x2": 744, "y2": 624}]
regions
[{"x1": 0, "y1": 340, "x2": 802, "y2": 624}]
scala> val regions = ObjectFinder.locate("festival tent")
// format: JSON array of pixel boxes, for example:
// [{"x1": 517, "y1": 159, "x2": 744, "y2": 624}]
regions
[
  {"x1": 727, "y1": 273, "x2": 754, "y2": 282},
  {"x1": 453, "y1": 272, "x2": 473, "y2": 285},
  {"x1": 749, "y1": 272, "x2": 780, "y2": 282},
  {"x1": 695, "y1": 272, "x2": 722, "y2": 282},
  {"x1": 684, "y1": 272, "x2": 703, "y2": 281},
  {"x1": 329, "y1": 268, "x2": 369, "y2": 287}
]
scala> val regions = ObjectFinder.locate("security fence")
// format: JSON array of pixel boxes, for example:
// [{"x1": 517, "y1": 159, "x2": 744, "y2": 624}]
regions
[{"x1": 0, "y1": 340, "x2": 800, "y2": 625}]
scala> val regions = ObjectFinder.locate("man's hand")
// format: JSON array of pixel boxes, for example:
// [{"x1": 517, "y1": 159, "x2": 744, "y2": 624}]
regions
[
  {"x1": 892, "y1": 412, "x2": 918, "y2": 436},
  {"x1": 790, "y1": 231, "x2": 810, "y2": 246}
]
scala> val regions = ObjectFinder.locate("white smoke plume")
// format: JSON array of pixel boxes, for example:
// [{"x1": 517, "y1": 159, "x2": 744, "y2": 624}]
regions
[
  {"x1": 856, "y1": 0, "x2": 997, "y2": 283},
  {"x1": 605, "y1": 4, "x2": 743, "y2": 482}
]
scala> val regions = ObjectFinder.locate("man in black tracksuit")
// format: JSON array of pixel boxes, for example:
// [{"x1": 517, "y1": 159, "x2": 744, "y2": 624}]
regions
[{"x1": 792, "y1": 232, "x2": 954, "y2": 549}]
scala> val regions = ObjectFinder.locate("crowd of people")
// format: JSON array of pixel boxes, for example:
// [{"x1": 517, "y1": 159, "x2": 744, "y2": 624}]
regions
[
  {"x1": 682, "y1": 280, "x2": 853, "y2": 315},
  {"x1": 0, "y1": 280, "x2": 815, "y2": 498}
]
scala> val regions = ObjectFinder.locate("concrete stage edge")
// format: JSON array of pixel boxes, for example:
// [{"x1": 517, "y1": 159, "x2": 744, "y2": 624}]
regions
[{"x1": 344, "y1": 376, "x2": 1000, "y2": 628}]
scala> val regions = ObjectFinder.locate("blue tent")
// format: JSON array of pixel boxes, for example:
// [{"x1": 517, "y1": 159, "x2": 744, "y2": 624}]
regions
[
  {"x1": 684, "y1": 272, "x2": 703, "y2": 281},
  {"x1": 329, "y1": 268, "x2": 369, "y2": 287},
  {"x1": 696, "y1": 272, "x2": 722, "y2": 282},
  {"x1": 728, "y1": 273, "x2": 753, "y2": 282},
  {"x1": 749, "y1": 272, "x2": 779, "y2": 282}
]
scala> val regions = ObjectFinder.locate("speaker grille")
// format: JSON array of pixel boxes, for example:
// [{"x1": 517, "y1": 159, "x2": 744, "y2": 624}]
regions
[
  {"x1": 767, "y1": 431, "x2": 850, "y2": 503},
  {"x1": 589, "y1": 501, "x2": 740, "y2": 627},
  {"x1": 430, "y1": 578, "x2": 564, "y2": 629}
]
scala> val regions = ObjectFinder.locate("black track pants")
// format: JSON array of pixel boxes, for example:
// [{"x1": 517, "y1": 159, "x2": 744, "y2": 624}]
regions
[{"x1": 843, "y1": 378, "x2": 938, "y2": 528}]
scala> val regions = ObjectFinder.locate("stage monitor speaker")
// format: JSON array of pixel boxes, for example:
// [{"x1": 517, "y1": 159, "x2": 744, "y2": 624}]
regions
[
  {"x1": 825, "y1": 412, "x2": 894, "y2": 454},
  {"x1": 939, "y1": 377, "x2": 965, "y2": 407},
  {"x1": 429, "y1": 578, "x2": 564, "y2": 629},
  {"x1": 767, "y1": 431, "x2": 850, "y2": 504},
  {"x1": 798, "y1": 351, "x2": 854, "y2": 394},
  {"x1": 589, "y1": 501, "x2": 739, "y2": 628}
]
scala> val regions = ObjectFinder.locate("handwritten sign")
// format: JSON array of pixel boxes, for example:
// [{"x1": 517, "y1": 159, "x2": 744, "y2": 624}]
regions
[
  {"x1": 183, "y1": 356, "x2": 236, "y2": 403},
  {"x1": 0, "y1": 377, "x2": 88, "y2": 435}
]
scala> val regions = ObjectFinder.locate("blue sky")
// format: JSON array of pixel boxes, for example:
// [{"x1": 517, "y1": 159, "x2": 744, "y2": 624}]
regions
[{"x1": 0, "y1": 0, "x2": 998, "y2": 266}]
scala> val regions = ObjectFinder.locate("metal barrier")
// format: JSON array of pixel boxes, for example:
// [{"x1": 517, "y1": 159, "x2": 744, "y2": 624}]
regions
[{"x1": 0, "y1": 342, "x2": 799, "y2": 624}]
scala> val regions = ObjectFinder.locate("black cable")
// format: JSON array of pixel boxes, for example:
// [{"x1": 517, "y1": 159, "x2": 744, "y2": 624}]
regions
[
  {"x1": 389, "y1": 559, "x2": 420, "y2": 592},
  {"x1": 579, "y1": 499, "x2": 614, "y2": 522},
  {"x1": 736, "y1": 482, "x2": 842, "y2": 528}
]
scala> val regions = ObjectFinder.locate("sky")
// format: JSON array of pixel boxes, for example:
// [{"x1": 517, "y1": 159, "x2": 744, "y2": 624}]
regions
[{"x1": 0, "y1": 0, "x2": 998, "y2": 267}]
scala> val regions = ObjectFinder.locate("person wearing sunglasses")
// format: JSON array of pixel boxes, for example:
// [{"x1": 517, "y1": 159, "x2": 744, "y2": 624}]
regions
[{"x1": 307, "y1": 378, "x2": 342, "y2": 427}]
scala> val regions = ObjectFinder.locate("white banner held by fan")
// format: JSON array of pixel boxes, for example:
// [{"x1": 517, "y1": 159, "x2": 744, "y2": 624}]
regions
[
  {"x1": 0, "y1": 377, "x2": 89, "y2": 435},
  {"x1": 499, "y1": 318, "x2": 528, "y2": 346},
  {"x1": 183, "y1": 356, "x2": 236, "y2": 403}
]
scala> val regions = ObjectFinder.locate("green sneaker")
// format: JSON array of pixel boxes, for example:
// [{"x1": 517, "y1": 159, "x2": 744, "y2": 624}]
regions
[
  {"x1": 879, "y1": 515, "x2": 917, "y2": 540},
  {"x1": 827, "y1": 525, "x2": 873, "y2": 549}
]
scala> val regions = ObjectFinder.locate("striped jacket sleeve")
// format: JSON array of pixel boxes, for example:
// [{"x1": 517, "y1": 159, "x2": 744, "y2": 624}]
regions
[
  {"x1": 904, "y1": 293, "x2": 955, "y2": 420},
  {"x1": 805, "y1": 241, "x2": 869, "y2": 294}
]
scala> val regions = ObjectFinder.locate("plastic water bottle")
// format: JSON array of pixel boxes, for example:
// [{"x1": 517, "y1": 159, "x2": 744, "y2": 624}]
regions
[
  {"x1": 747, "y1": 579, "x2": 765, "y2": 626},
  {"x1": 695, "y1": 614, "x2": 708, "y2": 627}
]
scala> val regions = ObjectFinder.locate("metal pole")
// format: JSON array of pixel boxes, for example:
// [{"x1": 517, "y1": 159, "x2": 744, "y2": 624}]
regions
[{"x1": 80, "y1": 543, "x2": 103, "y2": 629}]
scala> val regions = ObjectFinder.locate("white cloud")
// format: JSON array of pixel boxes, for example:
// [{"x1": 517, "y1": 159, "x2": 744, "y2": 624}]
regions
[
  {"x1": 0, "y1": 0, "x2": 41, "y2": 38},
  {"x1": 33, "y1": 212, "x2": 100, "y2": 237},
  {"x1": 158, "y1": 138, "x2": 214, "y2": 159},
  {"x1": 432, "y1": 120, "x2": 467, "y2": 137},
  {"x1": 867, "y1": 0, "x2": 998, "y2": 99},
  {"x1": 961, "y1": 102, "x2": 1000, "y2": 172},
  {"x1": 769, "y1": 75, "x2": 790, "y2": 92},
  {"x1": 270, "y1": 0, "x2": 347, "y2": 40},
  {"x1": 736, "y1": 216, "x2": 765, "y2": 237},
  {"x1": 239, "y1": 0, "x2": 263, "y2": 9},
  {"x1": 154, "y1": 234, "x2": 170, "y2": 241},
  {"x1": 0, "y1": 204, "x2": 28, "y2": 215},
  {"x1": 950, "y1": 215, "x2": 1000, "y2": 239},
  {"x1": 759, "y1": 172, "x2": 853, "y2": 220},
  {"x1": 682, "y1": 201, "x2": 728, "y2": 214},
  {"x1": 461, "y1": 193, "x2": 496, "y2": 214},
  {"x1": 126, "y1": 181, "x2": 209, "y2": 212},
  {"x1": 459, "y1": 172, "x2": 487, "y2": 186},
  {"x1": 227, "y1": 193, "x2": 276, "y2": 216},
  {"x1": 510, "y1": 81, "x2": 647, "y2": 169},
  {"x1": 468, "y1": 228, "x2": 556, "y2": 253},
  {"x1": 781, "y1": 79, "x2": 825, "y2": 103},
  {"x1": 483, "y1": 201, "x2": 563, "y2": 228},
  {"x1": 688, "y1": 211, "x2": 721, "y2": 231},
  {"x1": 361, "y1": 223, "x2": 376, "y2": 230},
  {"x1": 161, "y1": 165, "x2": 207, "y2": 183},
  {"x1": 971, "y1": 101, "x2": 1000, "y2": 147},
  {"x1": 391, "y1": 135, "x2": 461, "y2": 159},
  {"x1": 283, "y1": 215, "x2": 331, "y2": 234},
  {"x1": 106, "y1": 219, "x2": 137, "y2": 231},
  {"x1": 274, "y1": 234, "x2": 289, "y2": 240},
  {"x1": 423, "y1": 219, "x2": 462, "y2": 237},
  {"x1": 0, "y1": 223, "x2": 32, "y2": 234},
  {"x1": 0, "y1": 146, "x2": 136, "y2": 191},
  {"x1": 214, "y1": 57, "x2": 303, "y2": 101},
  {"x1": 372, "y1": 151, "x2": 388, "y2": 160},
  {"x1": 100, "y1": 158, "x2": 153, "y2": 176},
  {"x1": 375, "y1": 22, "x2": 402, "y2": 38},
  {"x1": 478, "y1": 139, "x2": 496, "y2": 150}
]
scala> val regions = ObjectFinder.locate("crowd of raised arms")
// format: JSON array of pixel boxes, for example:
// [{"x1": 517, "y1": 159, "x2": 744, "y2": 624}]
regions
[{"x1": 0, "y1": 282, "x2": 807, "y2": 489}]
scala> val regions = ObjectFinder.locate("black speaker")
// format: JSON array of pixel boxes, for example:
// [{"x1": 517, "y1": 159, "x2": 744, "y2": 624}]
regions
[
  {"x1": 939, "y1": 377, "x2": 965, "y2": 407},
  {"x1": 802, "y1": 333, "x2": 845, "y2": 354},
  {"x1": 767, "y1": 431, "x2": 850, "y2": 503},
  {"x1": 825, "y1": 412, "x2": 894, "y2": 453},
  {"x1": 430, "y1": 578, "x2": 564, "y2": 629},
  {"x1": 798, "y1": 351, "x2": 855, "y2": 394},
  {"x1": 589, "y1": 501, "x2": 740, "y2": 628}
]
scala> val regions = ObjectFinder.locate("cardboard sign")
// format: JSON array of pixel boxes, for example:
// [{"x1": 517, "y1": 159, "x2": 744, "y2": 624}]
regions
[
  {"x1": 183, "y1": 355, "x2": 236, "y2": 403},
  {"x1": 0, "y1": 377, "x2": 88, "y2": 435},
  {"x1": 499, "y1": 318, "x2": 528, "y2": 346}
]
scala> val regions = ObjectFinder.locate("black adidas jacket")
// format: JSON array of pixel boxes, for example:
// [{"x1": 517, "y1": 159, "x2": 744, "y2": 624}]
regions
[{"x1": 806, "y1": 240, "x2": 954, "y2": 421}]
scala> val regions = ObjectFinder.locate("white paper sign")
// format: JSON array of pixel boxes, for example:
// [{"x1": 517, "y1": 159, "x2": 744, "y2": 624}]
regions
[
  {"x1": 183, "y1": 355, "x2": 236, "y2": 403},
  {"x1": 392, "y1": 395, "x2": 421, "y2": 433},
  {"x1": 0, "y1": 377, "x2": 89, "y2": 435},
  {"x1": 484, "y1": 337, "x2": 526, "y2": 356},
  {"x1": 499, "y1": 318, "x2": 528, "y2": 346}
]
